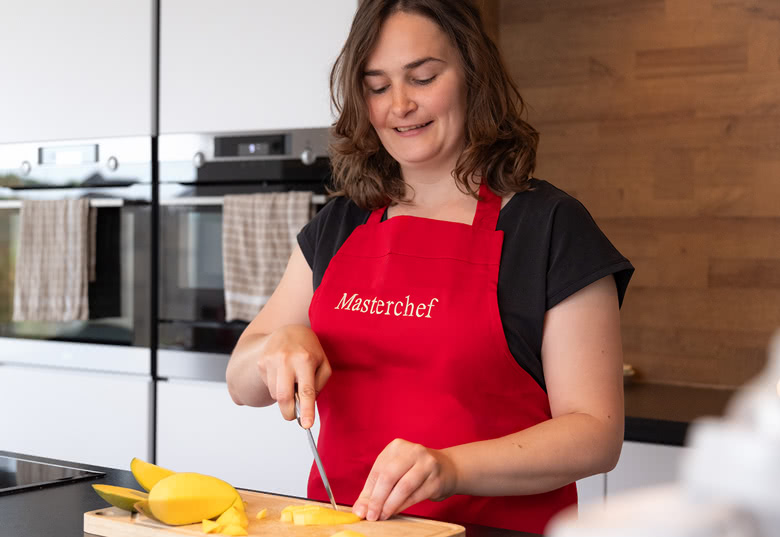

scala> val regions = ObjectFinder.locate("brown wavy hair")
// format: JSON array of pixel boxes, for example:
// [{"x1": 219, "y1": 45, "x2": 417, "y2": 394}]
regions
[{"x1": 328, "y1": 0, "x2": 539, "y2": 210}]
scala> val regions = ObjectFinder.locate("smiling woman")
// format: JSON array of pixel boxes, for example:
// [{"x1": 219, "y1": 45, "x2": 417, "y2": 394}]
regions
[
  {"x1": 225, "y1": 1, "x2": 634, "y2": 534},
  {"x1": 327, "y1": 0, "x2": 540, "y2": 210}
]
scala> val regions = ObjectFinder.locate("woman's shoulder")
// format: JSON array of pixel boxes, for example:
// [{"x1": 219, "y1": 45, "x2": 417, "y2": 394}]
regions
[{"x1": 500, "y1": 178, "x2": 588, "y2": 224}]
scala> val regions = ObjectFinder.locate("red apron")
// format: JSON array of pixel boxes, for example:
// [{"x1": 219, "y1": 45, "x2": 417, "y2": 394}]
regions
[{"x1": 307, "y1": 183, "x2": 577, "y2": 534}]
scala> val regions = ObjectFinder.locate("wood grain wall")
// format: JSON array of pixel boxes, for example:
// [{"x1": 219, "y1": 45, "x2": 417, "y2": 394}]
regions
[{"x1": 496, "y1": 0, "x2": 780, "y2": 388}]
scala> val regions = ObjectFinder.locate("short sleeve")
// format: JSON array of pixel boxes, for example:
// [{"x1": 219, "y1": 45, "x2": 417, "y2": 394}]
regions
[
  {"x1": 296, "y1": 196, "x2": 369, "y2": 290},
  {"x1": 546, "y1": 196, "x2": 634, "y2": 310}
]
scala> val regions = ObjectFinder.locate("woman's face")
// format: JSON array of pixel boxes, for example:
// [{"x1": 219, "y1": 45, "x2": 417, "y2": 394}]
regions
[{"x1": 363, "y1": 11, "x2": 468, "y2": 174}]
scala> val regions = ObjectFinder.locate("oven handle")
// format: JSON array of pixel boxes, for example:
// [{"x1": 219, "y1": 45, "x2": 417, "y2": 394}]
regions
[
  {"x1": 160, "y1": 194, "x2": 327, "y2": 206},
  {"x1": 0, "y1": 198, "x2": 125, "y2": 209}
]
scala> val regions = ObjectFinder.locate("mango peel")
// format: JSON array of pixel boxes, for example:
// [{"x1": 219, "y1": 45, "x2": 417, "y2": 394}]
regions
[{"x1": 91, "y1": 484, "x2": 148, "y2": 512}]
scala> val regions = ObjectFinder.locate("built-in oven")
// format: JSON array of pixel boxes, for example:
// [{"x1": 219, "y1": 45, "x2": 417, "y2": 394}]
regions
[
  {"x1": 0, "y1": 137, "x2": 151, "y2": 374},
  {"x1": 157, "y1": 129, "x2": 330, "y2": 381}
]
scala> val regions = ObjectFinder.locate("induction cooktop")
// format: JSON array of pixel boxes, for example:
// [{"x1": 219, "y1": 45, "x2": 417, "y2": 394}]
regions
[{"x1": 0, "y1": 455, "x2": 105, "y2": 495}]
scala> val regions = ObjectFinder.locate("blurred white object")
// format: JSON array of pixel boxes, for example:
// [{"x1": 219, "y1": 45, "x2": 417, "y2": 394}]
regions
[
  {"x1": 548, "y1": 330, "x2": 780, "y2": 537},
  {"x1": 547, "y1": 484, "x2": 756, "y2": 537}
]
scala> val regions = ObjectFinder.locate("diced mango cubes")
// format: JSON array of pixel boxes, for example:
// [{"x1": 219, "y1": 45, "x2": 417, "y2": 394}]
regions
[{"x1": 255, "y1": 508, "x2": 267, "y2": 520}]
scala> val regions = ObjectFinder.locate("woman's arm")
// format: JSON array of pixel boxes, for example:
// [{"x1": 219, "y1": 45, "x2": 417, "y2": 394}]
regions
[{"x1": 353, "y1": 275, "x2": 625, "y2": 520}]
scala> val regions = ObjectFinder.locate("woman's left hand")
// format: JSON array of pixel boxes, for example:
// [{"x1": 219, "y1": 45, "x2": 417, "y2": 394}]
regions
[{"x1": 352, "y1": 438, "x2": 457, "y2": 521}]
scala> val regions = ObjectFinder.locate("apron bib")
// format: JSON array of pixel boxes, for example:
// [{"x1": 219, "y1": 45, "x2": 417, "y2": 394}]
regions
[{"x1": 308, "y1": 183, "x2": 576, "y2": 534}]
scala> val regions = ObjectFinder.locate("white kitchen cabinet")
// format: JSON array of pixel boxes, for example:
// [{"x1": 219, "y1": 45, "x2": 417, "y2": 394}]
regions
[
  {"x1": 0, "y1": 365, "x2": 152, "y2": 469},
  {"x1": 159, "y1": 0, "x2": 357, "y2": 134},
  {"x1": 606, "y1": 441, "x2": 686, "y2": 499},
  {"x1": 577, "y1": 473, "x2": 606, "y2": 508},
  {"x1": 0, "y1": 0, "x2": 154, "y2": 143},
  {"x1": 155, "y1": 379, "x2": 319, "y2": 497}
]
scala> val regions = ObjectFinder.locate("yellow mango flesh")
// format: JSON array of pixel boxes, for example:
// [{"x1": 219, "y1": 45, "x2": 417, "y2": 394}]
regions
[
  {"x1": 255, "y1": 508, "x2": 267, "y2": 520},
  {"x1": 215, "y1": 506, "x2": 248, "y2": 528},
  {"x1": 282, "y1": 505, "x2": 360, "y2": 526},
  {"x1": 130, "y1": 457, "x2": 176, "y2": 492},
  {"x1": 202, "y1": 519, "x2": 221, "y2": 534},
  {"x1": 330, "y1": 531, "x2": 368, "y2": 537},
  {"x1": 92, "y1": 484, "x2": 148, "y2": 512},
  {"x1": 148, "y1": 472, "x2": 239, "y2": 526}
]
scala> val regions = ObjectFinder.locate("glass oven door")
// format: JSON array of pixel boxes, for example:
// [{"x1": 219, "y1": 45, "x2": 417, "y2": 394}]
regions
[{"x1": 0, "y1": 136, "x2": 152, "y2": 372}]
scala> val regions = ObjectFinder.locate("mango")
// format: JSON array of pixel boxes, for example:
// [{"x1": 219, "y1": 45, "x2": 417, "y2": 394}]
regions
[
  {"x1": 281, "y1": 504, "x2": 360, "y2": 526},
  {"x1": 92, "y1": 484, "x2": 148, "y2": 512},
  {"x1": 202, "y1": 519, "x2": 221, "y2": 534},
  {"x1": 215, "y1": 506, "x2": 248, "y2": 528},
  {"x1": 131, "y1": 458, "x2": 175, "y2": 492},
  {"x1": 148, "y1": 472, "x2": 240, "y2": 526},
  {"x1": 255, "y1": 508, "x2": 267, "y2": 520},
  {"x1": 133, "y1": 500, "x2": 158, "y2": 521}
]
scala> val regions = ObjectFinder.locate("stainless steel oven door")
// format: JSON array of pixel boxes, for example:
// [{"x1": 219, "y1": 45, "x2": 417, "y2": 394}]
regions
[{"x1": 0, "y1": 137, "x2": 152, "y2": 373}]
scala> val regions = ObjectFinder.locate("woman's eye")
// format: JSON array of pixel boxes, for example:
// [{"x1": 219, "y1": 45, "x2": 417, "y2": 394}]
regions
[
  {"x1": 414, "y1": 76, "x2": 436, "y2": 85},
  {"x1": 369, "y1": 86, "x2": 389, "y2": 95}
]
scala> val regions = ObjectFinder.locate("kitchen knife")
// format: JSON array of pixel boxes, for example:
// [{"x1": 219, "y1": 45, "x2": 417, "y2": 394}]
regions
[{"x1": 294, "y1": 392, "x2": 338, "y2": 511}]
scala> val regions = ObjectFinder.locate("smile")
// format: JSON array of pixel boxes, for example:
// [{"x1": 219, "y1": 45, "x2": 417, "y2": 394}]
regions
[{"x1": 394, "y1": 121, "x2": 433, "y2": 133}]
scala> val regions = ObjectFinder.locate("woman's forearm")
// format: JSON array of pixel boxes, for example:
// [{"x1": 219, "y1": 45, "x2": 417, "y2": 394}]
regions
[
  {"x1": 225, "y1": 332, "x2": 275, "y2": 407},
  {"x1": 444, "y1": 412, "x2": 623, "y2": 497}
]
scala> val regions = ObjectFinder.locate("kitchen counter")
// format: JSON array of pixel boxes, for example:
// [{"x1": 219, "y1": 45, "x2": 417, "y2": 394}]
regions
[
  {"x1": 0, "y1": 450, "x2": 539, "y2": 537},
  {"x1": 623, "y1": 382, "x2": 736, "y2": 446}
]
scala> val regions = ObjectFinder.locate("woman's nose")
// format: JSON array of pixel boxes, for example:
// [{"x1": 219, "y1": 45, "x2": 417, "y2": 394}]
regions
[{"x1": 391, "y1": 87, "x2": 417, "y2": 117}]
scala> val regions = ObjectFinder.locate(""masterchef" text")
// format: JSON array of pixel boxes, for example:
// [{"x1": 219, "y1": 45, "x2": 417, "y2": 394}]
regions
[{"x1": 334, "y1": 293, "x2": 439, "y2": 318}]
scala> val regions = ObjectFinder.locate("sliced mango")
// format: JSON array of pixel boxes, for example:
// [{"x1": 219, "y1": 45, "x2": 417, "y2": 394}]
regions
[
  {"x1": 202, "y1": 519, "x2": 221, "y2": 534},
  {"x1": 92, "y1": 484, "x2": 148, "y2": 512},
  {"x1": 215, "y1": 506, "x2": 248, "y2": 528},
  {"x1": 148, "y1": 472, "x2": 240, "y2": 526},
  {"x1": 130, "y1": 458, "x2": 175, "y2": 492},
  {"x1": 133, "y1": 500, "x2": 158, "y2": 521},
  {"x1": 255, "y1": 508, "x2": 267, "y2": 520},
  {"x1": 281, "y1": 504, "x2": 360, "y2": 526},
  {"x1": 330, "y1": 531, "x2": 368, "y2": 537},
  {"x1": 220, "y1": 525, "x2": 248, "y2": 536}
]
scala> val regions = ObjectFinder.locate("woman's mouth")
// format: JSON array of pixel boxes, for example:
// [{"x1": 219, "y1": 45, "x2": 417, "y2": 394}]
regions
[{"x1": 394, "y1": 121, "x2": 433, "y2": 134}]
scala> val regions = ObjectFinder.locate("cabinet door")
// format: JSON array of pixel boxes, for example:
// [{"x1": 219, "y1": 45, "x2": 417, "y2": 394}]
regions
[
  {"x1": 159, "y1": 0, "x2": 357, "y2": 134},
  {"x1": 0, "y1": 365, "x2": 152, "y2": 468},
  {"x1": 607, "y1": 441, "x2": 686, "y2": 499},
  {"x1": 156, "y1": 379, "x2": 318, "y2": 497},
  {"x1": 0, "y1": 0, "x2": 153, "y2": 143},
  {"x1": 577, "y1": 473, "x2": 606, "y2": 508}
]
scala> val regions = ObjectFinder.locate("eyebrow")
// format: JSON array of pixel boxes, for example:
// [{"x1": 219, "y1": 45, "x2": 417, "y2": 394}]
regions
[{"x1": 363, "y1": 56, "x2": 445, "y2": 77}]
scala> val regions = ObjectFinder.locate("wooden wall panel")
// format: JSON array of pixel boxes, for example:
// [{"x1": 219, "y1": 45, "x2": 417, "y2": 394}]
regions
[{"x1": 499, "y1": 0, "x2": 780, "y2": 388}]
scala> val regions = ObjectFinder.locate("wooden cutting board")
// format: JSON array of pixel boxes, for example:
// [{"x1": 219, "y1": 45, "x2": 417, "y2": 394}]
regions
[{"x1": 84, "y1": 489, "x2": 465, "y2": 537}]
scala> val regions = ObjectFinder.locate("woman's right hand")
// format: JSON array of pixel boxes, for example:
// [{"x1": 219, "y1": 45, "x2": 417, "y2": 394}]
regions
[{"x1": 258, "y1": 324, "x2": 331, "y2": 429}]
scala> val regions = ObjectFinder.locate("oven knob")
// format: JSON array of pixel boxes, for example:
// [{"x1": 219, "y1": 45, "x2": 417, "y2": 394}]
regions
[
  {"x1": 193, "y1": 151, "x2": 206, "y2": 168},
  {"x1": 19, "y1": 160, "x2": 32, "y2": 176},
  {"x1": 300, "y1": 147, "x2": 316, "y2": 166},
  {"x1": 106, "y1": 156, "x2": 119, "y2": 171}
]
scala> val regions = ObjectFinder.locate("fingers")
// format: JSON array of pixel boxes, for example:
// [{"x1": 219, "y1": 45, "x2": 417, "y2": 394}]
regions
[
  {"x1": 295, "y1": 369, "x2": 317, "y2": 429},
  {"x1": 353, "y1": 440, "x2": 454, "y2": 522}
]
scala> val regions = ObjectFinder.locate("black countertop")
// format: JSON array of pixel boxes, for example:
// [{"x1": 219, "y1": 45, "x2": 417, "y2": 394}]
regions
[
  {"x1": 623, "y1": 382, "x2": 736, "y2": 446},
  {"x1": 0, "y1": 450, "x2": 538, "y2": 537}
]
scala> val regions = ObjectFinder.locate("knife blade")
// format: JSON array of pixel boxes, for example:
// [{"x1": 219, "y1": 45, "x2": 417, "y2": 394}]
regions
[{"x1": 294, "y1": 392, "x2": 338, "y2": 511}]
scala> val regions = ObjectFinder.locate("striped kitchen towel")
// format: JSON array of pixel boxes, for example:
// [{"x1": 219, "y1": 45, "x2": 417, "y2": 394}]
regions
[
  {"x1": 222, "y1": 191, "x2": 312, "y2": 322},
  {"x1": 12, "y1": 199, "x2": 93, "y2": 321}
]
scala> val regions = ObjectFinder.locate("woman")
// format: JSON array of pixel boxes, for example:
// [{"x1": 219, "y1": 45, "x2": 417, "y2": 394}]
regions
[{"x1": 226, "y1": 0, "x2": 634, "y2": 533}]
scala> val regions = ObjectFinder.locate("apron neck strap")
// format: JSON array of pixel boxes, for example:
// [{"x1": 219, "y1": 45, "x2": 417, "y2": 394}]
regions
[
  {"x1": 471, "y1": 182, "x2": 501, "y2": 231},
  {"x1": 366, "y1": 182, "x2": 501, "y2": 229}
]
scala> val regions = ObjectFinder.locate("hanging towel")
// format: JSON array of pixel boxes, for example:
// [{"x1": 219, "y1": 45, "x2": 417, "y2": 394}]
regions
[
  {"x1": 12, "y1": 199, "x2": 92, "y2": 321},
  {"x1": 222, "y1": 191, "x2": 312, "y2": 322}
]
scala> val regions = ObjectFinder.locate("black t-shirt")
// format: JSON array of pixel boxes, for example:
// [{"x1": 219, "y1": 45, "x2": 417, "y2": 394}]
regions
[{"x1": 297, "y1": 179, "x2": 634, "y2": 391}]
